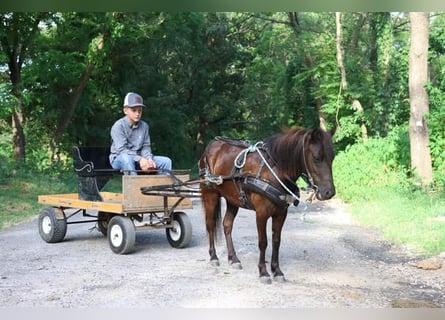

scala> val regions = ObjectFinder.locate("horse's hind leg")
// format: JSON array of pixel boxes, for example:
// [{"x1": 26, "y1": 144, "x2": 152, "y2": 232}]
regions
[
  {"x1": 223, "y1": 203, "x2": 242, "y2": 269},
  {"x1": 202, "y1": 189, "x2": 221, "y2": 266}
]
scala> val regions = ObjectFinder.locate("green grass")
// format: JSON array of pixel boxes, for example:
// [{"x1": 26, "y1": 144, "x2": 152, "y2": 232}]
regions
[
  {"x1": 0, "y1": 171, "x2": 77, "y2": 229},
  {"x1": 344, "y1": 186, "x2": 445, "y2": 255},
  {"x1": 0, "y1": 170, "x2": 123, "y2": 229},
  {"x1": 333, "y1": 134, "x2": 445, "y2": 257}
]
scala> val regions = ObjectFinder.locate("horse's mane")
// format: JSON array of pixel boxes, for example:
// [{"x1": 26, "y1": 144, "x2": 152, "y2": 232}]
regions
[
  {"x1": 265, "y1": 128, "x2": 333, "y2": 177},
  {"x1": 263, "y1": 128, "x2": 305, "y2": 177}
]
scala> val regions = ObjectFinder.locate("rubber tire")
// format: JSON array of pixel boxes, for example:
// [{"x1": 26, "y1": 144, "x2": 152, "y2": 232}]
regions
[
  {"x1": 166, "y1": 211, "x2": 192, "y2": 248},
  {"x1": 97, "y1": 212, "x2": 112, "y2": 236},
  {"x1": 38, "y1": 207, "x2": 67, "y2": 243},
  {"x1": 107, "y1": 216, "x2": 136, "y2": 254}
]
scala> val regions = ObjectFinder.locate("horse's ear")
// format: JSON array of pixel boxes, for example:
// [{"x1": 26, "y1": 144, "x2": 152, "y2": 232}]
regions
[
  {"x1": 309, "y1": 127, "x2": 335, "y2": 143},
  {"x1": 309, "y1": 128, "x2": 323, "y2": 142}
]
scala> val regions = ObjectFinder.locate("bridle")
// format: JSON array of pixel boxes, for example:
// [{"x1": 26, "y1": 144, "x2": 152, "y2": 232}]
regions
[{"x1": 301, "y1": 131, "x2": 319, "y2": 197}]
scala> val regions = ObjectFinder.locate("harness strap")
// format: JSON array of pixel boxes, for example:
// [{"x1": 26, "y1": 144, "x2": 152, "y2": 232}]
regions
[
  {"x1": 231, "y1": 142, "x2": 312, "y2": 206},
  {"x1": 202, "y1": 139, "x2": 315, "y2": 209},
  {"x1": 242, "y1": 176, "x2": 291, "y2": 208},
  {"x1": 255, "y1": 147, "x2": 309, "y2": 206},
  {"x1": 301, "y1": 132, "x2": 316, "y2": 188}
]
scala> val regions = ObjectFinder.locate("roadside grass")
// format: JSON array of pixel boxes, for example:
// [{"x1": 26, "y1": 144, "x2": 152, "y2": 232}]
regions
[
  {"x1": 0, "y1": 171, "x2": 122, "y2": 229},
  {"x1": 333, "y1": 135, "x2": 445, "y2": 257},
  {"x1": 341, "y1": 185, "x2": 445, "y2": 256},
  {"x1": 0, "y1": 171, "x2": 76, "y2": 229}
]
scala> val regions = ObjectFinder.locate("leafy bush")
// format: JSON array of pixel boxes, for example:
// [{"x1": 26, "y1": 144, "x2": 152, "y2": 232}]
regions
[
  {"x1": 333, "y1": 126, "x2": 411, "y2": 201},
  {"x1": 426, "y1": 84, "x2": 445, "y2": 188},
  {"x1": 333, "y1": 127, "x2": 445, "y2": 255}
]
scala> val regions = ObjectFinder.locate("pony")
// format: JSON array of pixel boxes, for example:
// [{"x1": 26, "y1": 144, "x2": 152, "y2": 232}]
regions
[{"x1": 198, "y1": 127, "x2": 335, "y2": 283}]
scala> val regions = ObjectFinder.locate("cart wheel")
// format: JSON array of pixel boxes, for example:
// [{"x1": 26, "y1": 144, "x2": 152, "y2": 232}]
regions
[
  {"x1": 38, "y1": 207, "x2": 67, "y2": 243},
  {"x1": 166, "y1": 211, "x2": 192, "y2": 248},
  {"x1": 97, "y1": 212, "x2": 113, "y2": 236},
  {"x1": 108, "y1": 216, "x2": 135, "y2": 254}
]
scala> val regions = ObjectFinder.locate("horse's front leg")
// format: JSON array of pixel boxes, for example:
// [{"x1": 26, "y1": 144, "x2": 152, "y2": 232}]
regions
[
  {"x1": 270, "y1": 210, "x2": 287, "y2": 282},
  {"x1": 223, "y1": 203, "x2": 242, "y2": 269},
  {"x1": 256, "y1": 213, "x2": 271, "y2": 284}
]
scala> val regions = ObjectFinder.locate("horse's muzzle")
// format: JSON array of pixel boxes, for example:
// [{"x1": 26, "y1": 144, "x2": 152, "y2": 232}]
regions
[{"x1": 316, "y1": 186, "x2": 335, "y2": 200}]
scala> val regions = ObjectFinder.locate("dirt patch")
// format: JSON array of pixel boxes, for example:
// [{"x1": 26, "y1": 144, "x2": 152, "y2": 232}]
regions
[{"x1": 0, "y1": 198, "x2": 444, "y2": 307}]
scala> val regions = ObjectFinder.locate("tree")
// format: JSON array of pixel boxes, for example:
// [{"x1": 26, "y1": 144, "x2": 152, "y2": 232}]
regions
[
  {"x1": 27, "y1": 13, "x2": 118, "y2": 164},
  {"x1": 48, "y1": 14, "x2": 109, "y2": 162},
  {"x1": 408, "y1": 12, "x2": 433, "y2": 185},
  {"x1": 0, "y1": 12, "x2": 52, "y2": 162},
  {"x1": 335, "y1": 12, "x2": 367, "y2": 141}
]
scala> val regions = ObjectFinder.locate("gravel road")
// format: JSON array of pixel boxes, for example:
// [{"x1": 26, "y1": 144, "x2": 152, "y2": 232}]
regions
[{"x1": 0, "y1": 197, "x2": 444, "y2": 308}]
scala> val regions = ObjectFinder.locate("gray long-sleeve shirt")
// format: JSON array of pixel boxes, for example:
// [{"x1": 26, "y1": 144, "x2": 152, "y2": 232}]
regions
[{"x1": 109, "y1": 116, "x2": 153, "y2": 165}]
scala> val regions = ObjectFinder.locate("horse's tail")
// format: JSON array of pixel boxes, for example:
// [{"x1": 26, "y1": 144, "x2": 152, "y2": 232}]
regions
[
  {"x1": 198, "y1": 141, "x2": 223, "y2": 242},
  {"x1": 214, "y1": 196, "x2": 222, "y2": 242}
]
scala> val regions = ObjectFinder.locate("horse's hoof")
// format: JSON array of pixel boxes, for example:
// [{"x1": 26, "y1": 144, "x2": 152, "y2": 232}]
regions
[
  {"x1": 259, "y1": 276, "x2": 272, "y2": 284},
  {"x1": 273, "y1": 275, "x2": 286, "y2": 283},
  {"x1": 230, "y1": 262, "x2": 243, "y2": 270},
  {"x1": 209, "y1": 260, "x2": 220, "y2": 267}
]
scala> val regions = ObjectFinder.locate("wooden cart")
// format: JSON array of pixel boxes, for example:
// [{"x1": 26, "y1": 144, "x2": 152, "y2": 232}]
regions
[{"x1": 37, "y1": 147, "x2": 200, "y2": 254}]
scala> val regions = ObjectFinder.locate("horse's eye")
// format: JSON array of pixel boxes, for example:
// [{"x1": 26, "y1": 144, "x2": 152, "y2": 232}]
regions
[{"x1": 313, "y1": 156, "x2": 321, "y2": 164}]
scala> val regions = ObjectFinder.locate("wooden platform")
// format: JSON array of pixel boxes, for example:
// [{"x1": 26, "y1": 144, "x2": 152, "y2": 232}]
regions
[{"x1": 38, "y1": 174, "x2": 193, "y2": 214}]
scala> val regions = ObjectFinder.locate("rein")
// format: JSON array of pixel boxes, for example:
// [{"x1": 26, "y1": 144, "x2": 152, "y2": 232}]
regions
[{"x1": 255, "y1": 146, "x2": 313, "y2": 207}]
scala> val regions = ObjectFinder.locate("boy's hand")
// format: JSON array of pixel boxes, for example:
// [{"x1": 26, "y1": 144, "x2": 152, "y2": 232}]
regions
[{"x1": 139, "y1": 158, "x2": 156, "y2": 171}]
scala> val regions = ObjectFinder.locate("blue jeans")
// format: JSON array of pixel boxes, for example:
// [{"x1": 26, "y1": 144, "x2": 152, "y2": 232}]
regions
[{"x1": 111, "y1": 154, "x2": 172, "y2": 175}]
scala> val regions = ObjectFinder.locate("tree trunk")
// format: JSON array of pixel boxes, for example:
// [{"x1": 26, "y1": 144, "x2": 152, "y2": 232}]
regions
[
  {"x1": 10, "y1": 63, "x2": 26, "y2": 162},
  {"x1": 408, "y1": 12, "x2": 433, "y2": 186},
  {"x1": 12, "y1": 104, "x2": 25, "y2": 162},
  {"x1": 335, "y1": 12, "x2": 347, "y2": 91}
]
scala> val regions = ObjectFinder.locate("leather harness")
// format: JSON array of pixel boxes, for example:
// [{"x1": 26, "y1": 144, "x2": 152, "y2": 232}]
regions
[{"x1": 202, "y1": 136, "x2": 300, "y2": 209}]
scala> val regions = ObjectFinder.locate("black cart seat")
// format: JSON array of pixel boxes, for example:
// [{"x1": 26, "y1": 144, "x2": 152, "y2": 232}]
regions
[{"x1": 73, "y1": 146, "x2": 121, "y2": 201}]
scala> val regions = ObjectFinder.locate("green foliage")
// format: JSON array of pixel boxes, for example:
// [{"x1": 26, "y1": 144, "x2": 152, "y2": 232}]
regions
[
  {"x1": 427, "y1": 14, "x2": 445, "y2": 187},
  {"x1": 0, "y1": 12, "x2": 438, "y2": 169},
  {"x1": 147, "y1": 106, "x2": 195, "y2": 170},
  {"x1": 334, "y1": 128, "x2": 445, "y2": 255},
  {"x1": 0, "y1": 169, "x2": 76, "y2": 229},
  {"x1": 334, "y1": 127, "x2": 411, "y2": 201},
  {"x1": 426, "y1": 84, "x2": 445, "y2": 187}
]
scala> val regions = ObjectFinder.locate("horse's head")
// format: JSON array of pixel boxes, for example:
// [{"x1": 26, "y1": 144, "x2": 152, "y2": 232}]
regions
[{"x1": 304, "y1": 128, "x2": 336, "y2": 200}]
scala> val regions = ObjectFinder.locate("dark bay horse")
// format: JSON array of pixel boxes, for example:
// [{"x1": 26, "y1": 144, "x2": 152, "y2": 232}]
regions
[{"x1": 198, "y1": 127, "x2": 335, "y2": 283}]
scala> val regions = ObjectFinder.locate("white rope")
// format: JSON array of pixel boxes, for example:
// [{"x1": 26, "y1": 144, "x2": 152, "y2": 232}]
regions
[
  {"x1": 205, "y1": 173, "x2": 223, "y2": 185},
  {"x1": 255, "y1": 147, "x2": 312, "y2": 208},
  {"x1": 234, "y1": 141, "x2": 263, "y2": 169}
]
